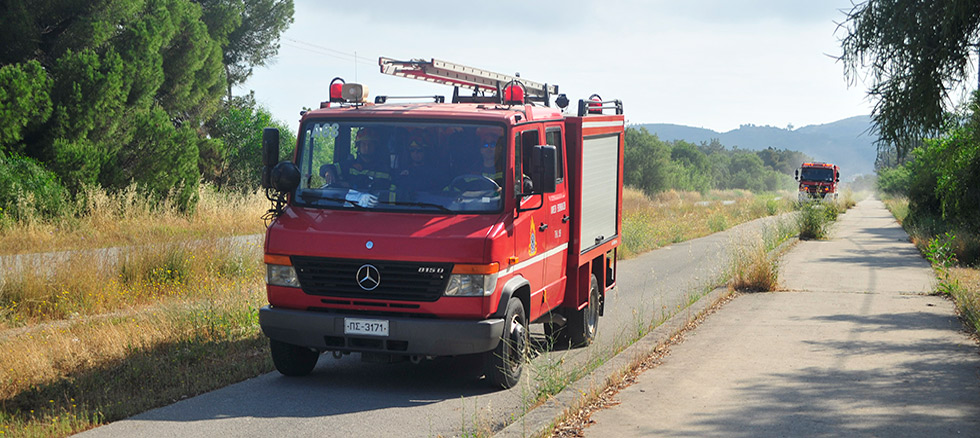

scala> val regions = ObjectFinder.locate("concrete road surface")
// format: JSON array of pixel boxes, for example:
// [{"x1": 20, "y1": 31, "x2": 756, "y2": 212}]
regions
[{"x1": 584, "y1": 198, "x2": 980, "y2": 437}]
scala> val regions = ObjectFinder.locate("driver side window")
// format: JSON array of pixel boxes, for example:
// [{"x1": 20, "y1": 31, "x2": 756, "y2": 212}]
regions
[{"x1": 515, "y1": 129, "x2": 539, "y2": 193}]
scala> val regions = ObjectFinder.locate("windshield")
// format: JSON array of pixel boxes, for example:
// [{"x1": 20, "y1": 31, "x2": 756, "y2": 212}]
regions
[
  {"x1": 293, "y1": 120, "x2": 506, "y2": 213},
  {"x1": 800, "y1": 167, "x2": 835, "y2": 183}
]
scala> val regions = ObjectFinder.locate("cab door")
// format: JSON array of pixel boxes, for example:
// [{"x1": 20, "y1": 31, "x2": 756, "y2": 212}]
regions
[
  {"x1": 513, "y1": 127, "x2": 545, "y2": 308},
  {"x1": 541, "y1": 125, "x2": 569, "y2": 313}
]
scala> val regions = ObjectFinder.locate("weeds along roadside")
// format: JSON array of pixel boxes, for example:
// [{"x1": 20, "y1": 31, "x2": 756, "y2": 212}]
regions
[
  {"x1": 881, "y1": 195, "x2": 980, "y2": 338},
  {"x1": 0, "y1": 183, "x2": 267, "y2": 256},
  {"x1": 727, "y1": 218, "x2": 799, "y2": 293},
  {"x1": 1, "y1": 223, "x2": 269, "y2": 434},
  {"x1": 1, "y1": 187, "x2": 794, "y2": 437},
  {"x1": 620, "y1": 187, "x2": 795, "y2": 259}
]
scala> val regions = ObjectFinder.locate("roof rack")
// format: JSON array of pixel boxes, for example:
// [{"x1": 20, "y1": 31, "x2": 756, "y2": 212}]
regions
[
  {"x1": 379, "y1": 57, "x2": 558, "y2": 106},
  {"x1": 577, "y1": 94, "x2": 624, "y2": 116}
]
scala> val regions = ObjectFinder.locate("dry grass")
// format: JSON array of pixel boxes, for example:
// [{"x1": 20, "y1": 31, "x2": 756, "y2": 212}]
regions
[
  {"x1": 949, "y1": 268, "x2": 980, "y2": 336},
  {"x1": 0, "y1": 184, "x2": 267, "y2": 256},
  {"x1": 1, "y1": 240, "x2": 262, "y2": 328},
  {"x1": 727, "y1": 233, "x2": 780, "y2": 292},
  {"x1": 0, "y1": 239, "x2": 268, "y2": 437},
  {"x1": 840, "y1": 189, "x2": 858, "y2": 210},
  {"x1": 620, "y1": 187, "x2": 793, "y2": 259}
]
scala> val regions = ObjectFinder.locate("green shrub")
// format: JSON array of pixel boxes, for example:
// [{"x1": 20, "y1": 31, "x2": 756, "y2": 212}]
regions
[
  {"x1": 0, "y1": 150, "x2": 71, "y2": 224},
  {"x1": 707, "y1": 212, "x2": 729, "y2": 232},
  {"x1": 797, "y1": 202, "x2": 830, "y2": 240},
  {"x1": 876, "y1": 165, "x2": 911, "y2": 196}
]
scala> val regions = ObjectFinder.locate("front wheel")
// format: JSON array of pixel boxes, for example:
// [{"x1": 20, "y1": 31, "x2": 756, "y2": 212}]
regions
[
  {"x1": 270, "y1": 339, "x2": 320, "y2": 377},
  {"x1": 568, "y1": 274, "x2": 600, "y2": 347},
  {"x1": 485, "y1": 298, "x2": 528, "y2": 389}
]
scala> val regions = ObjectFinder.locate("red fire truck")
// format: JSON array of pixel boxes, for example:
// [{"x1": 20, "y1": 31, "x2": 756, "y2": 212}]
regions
[
  {"x1": 258, "y1": 58, "x2": 625, "y2": 388},
  {"x1": 795, "y1": 162, "x2": 840, "y2": 203}
]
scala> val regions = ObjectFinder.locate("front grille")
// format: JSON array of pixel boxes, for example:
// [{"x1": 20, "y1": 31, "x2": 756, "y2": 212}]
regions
[{"x1": 291, "y1": 256, "x2": 452, "y2": 302}]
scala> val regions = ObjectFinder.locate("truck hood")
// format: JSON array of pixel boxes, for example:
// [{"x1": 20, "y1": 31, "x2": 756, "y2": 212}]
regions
[{"x1": 265, "y1": 206, "x2": 506, "y2": 263}]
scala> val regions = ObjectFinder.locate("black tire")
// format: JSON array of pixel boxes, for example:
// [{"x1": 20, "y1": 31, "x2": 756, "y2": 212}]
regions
[
  {"x1": 270, "y1": 339, "x2": 320, "y2": 377},
  {"x1": 568, "y1": 274, "x2": 600, "y2": 347},
  {"x1": 485, "y1": 298, "x2": 528, "y2": 389}
]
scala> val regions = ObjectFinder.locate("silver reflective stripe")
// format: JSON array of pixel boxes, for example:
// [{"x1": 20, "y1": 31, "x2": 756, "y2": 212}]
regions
[{"x1": 583, "y1": 120, "x2": 625, "y2": 129}]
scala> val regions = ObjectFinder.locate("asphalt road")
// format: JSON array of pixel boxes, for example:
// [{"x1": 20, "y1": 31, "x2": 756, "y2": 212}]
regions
[
  {"x1": 584, "y1": 199, "x2": 980, "y2": 437},
  {"x1": 73, "y1": 214, "x2": 793, "y2": 438}
]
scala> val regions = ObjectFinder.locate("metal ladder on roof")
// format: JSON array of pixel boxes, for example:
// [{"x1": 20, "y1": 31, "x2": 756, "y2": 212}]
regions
[{"x1": 378, "y1": 57, "x2": 558, "y2": 106}]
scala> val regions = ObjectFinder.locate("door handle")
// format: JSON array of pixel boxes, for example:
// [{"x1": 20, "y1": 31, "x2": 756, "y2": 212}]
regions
[
  {"x1": 562, "y1": 215, "x2": 570, "y2": 223},
  {"x1": 539, "y1": 223, "x2": 549, "y2": 231}
]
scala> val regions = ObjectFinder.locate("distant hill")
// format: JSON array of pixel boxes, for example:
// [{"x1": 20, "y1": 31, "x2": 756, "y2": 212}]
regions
[{"x1": 635, "y1": 116, "x2": 877, "y2": 179}]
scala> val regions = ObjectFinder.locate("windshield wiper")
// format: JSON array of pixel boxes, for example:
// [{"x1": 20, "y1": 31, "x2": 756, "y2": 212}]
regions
[{"x1": 378, "y1": 199, "x2": 453, "y2": 213}]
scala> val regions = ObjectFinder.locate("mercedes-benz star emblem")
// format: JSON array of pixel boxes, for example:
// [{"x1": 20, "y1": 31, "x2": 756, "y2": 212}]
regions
[{"x1": 356, "y1": 264, "x2": 380, "y2": 291}]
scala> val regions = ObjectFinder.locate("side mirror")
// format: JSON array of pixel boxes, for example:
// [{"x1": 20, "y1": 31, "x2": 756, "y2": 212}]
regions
[
  {"x1": 270, "y1": 161, "x2": 300, "y2": 193},
  {"x1": 794, "y1": 169, "x2": 799, "y2": 181},
  {"x1": 261, "y1": 128, "x2": 281, "y2": 189},
  {"x1": 529, "y1": 145, "x2": 557, "y2": 193}
]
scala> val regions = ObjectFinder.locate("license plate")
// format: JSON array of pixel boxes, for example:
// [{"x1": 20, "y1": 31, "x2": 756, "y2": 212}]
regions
[{"x1": 344, "y1": 318, "x2": 389, "y2": 337}]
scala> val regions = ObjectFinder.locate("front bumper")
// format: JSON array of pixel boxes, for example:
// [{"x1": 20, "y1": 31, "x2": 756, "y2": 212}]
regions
[{"x1": 259, "y1": 305, "x2": 504, "y2": 356}]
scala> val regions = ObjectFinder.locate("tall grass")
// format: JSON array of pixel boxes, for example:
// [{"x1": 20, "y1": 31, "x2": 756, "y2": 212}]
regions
[
  {"x1": 840, "y1": 188, "x2": 858, "y2": 210},
  {"x1": 620, "y1": 188, "x2": 794, "y2": 259},
  {"x1": 726, "y1": 218, "x2": 796, "y2": 293},
  {"x1": 882, "y1": 195, "x2": 980, "y2": 265},
  {"x1": 948, "y1": 268, "x2": 980, "y2": 335},
  {"x1": 1, "y1": 240, "x2": 262, "y2": 327},
  {"x1": 0, "y1": 238, "x2": 267, "y2": 437},
  {"x1": 796, "y1": 201, "x2": 839, "y2": 240},
  {"x1": 0, "y1": 183, "x2": 267, "y2": 256}
]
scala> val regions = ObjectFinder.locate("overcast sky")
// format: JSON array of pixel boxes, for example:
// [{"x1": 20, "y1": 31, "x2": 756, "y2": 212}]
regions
[{"x1": 237, "y1": 0, "x2": 876, "y2": 134}]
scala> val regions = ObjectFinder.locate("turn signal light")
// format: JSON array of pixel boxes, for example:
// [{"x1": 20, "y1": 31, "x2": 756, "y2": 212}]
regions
[{"x1": 452, "y1": 263, "x2": 499, "y2": 275}]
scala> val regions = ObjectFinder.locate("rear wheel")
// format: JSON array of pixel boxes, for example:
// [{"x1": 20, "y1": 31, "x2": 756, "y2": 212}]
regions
[
  {"x1": 568, "y1": 274, "x2": 600, "y2": 347},
  {"x1": 270, "y1": 339, "x2": 320, "y2": 377},
  {"x1": 485, "y1": 298, "x2": 528, "y2": 389}
]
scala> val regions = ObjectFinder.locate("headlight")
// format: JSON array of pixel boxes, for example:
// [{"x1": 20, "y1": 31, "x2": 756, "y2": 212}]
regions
[
  {"x1": 443, "y1": 263, "x2": 499, "y2": 296},
  {"x1": 444, "y1": 273, "x2": 498, "y2": 296},
  {"x1": 267, "y1": 264, "x2": 300, "y2": 287}
]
